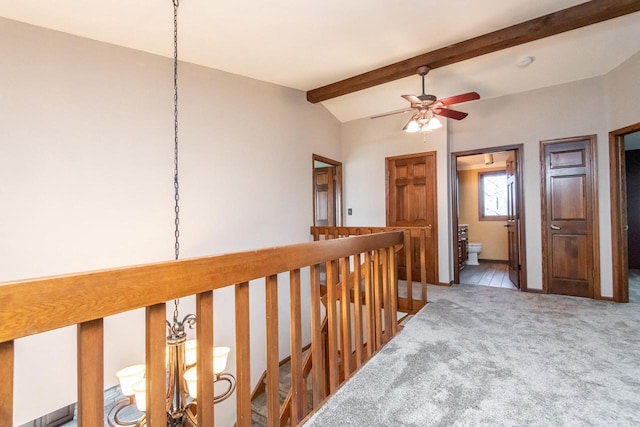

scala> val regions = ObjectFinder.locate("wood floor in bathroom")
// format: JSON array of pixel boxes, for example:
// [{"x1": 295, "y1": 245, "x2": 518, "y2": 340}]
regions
[{"x1": 459, "y1": 261, "x2": 517, "y2": 289}]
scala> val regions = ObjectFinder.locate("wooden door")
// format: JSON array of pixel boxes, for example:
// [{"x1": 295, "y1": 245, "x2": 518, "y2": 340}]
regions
[
  {"x1": 386, "y1": 152, "x2": 437, "y2": 284},
  {"x1": 506, "y1": 151, "x2": 520, "y2": 288},
  {"x1": 314, "y1": 167, "x2": 336, "y2": 226},
  {"x1": 541, "y1": 136, "x2": 599, "y2": 298}
]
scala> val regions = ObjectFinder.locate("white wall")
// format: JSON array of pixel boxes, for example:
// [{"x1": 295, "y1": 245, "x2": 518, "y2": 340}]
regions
[
  {"x1": 341, "y1": 114, "x2": 452, "y2": 284},
  {"x1": 605, "y1": 52, "x2": 640, "y2": 130},
  {"x1": 449, "y1": 77, "x2": 612, "y2": 294},
  {"x1": 0, "y1": 18, "x2": 341, "y2": 425}
]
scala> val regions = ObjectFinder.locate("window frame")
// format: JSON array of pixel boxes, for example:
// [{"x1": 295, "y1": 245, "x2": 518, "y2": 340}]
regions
[{"x1": 478, "y1": 169, "x2": 508, "y2": 221}]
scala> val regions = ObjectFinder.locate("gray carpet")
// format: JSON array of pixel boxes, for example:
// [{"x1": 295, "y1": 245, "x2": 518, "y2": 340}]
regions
[{"x1": 304, "y1": 284, "x2": 640, "y2": 426}]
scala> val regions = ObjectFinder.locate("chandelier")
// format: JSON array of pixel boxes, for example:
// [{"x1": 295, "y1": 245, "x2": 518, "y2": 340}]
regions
[{"x1": 108, "y1": 1, "x2": 235, "y2": 425}]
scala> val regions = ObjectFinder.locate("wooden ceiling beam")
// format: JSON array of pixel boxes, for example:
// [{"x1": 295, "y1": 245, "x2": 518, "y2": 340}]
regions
[{"x1": 306, "y1": 0, "x2": 640, "y2": 103}]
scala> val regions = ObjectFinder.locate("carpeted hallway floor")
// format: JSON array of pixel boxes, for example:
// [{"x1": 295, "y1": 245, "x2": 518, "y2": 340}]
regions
[{"x1": 304, "y1": 283, "x2": 640, "y2": 426}]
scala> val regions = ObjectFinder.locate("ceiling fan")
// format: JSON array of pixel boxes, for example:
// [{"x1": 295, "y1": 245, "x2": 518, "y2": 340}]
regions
[{"x1": 373, "y1": 66, "x2": 480, "y2": 133}]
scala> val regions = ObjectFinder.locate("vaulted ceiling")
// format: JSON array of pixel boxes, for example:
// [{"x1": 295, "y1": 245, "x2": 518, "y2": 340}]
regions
[{"x1": 1, "y1": 0, "x2": 639, "y2": 122}]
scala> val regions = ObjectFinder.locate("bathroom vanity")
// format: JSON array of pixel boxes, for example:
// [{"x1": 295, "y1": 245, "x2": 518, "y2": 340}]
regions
[{"x1": 458, "y1": 224, "x2": 468, "y2": 271}]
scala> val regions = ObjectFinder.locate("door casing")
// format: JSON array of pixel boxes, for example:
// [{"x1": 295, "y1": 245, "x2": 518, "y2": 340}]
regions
[
  {"x1": 609, "y1": 122, "x2": 640, "y2": 302},
  {"x1": 451, "y1": 144, "x2": 527, "y2": 290}
]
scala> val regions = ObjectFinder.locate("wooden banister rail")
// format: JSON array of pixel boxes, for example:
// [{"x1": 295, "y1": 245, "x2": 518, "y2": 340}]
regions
[
  {"x1": 0, "y1": 231, "x2": 403, "y2": 426},
  {"x1": 310, "y1": 226, "x2": 430, "y2": 313}
]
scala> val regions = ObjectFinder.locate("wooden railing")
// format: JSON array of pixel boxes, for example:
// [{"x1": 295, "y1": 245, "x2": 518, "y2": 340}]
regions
[
  {"x1": 310, "y1": 226, "x2": 431, "y2": 314},
  {"x1": 0, "y1": 231, "x2": 403, "y2": 427}
]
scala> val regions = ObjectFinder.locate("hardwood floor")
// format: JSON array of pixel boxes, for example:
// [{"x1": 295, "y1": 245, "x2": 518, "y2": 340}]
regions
[{"x1": 459, "y1": 261, "x2": 516, "y2": 289}]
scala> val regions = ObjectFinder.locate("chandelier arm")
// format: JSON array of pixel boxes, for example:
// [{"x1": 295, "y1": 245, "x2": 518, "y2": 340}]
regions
[{"x1": 213, "y1": 372, "x2": 237, "y2": 404}]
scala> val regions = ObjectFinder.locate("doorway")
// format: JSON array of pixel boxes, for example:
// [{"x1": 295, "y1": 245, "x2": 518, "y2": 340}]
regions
[
  {"x1": 312, "y1": 154, "x2": 342, "y2": 227},
  {"x1": 610, "y1": 123, "x2": 640, "y2": 303},
  {"x1": 451, "y1": 145, "x2": 527, "y2": 290}
]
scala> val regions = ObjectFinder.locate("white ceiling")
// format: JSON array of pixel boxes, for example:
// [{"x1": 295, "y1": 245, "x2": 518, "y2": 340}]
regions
[{"x1": 1, "y1": 1, "x2": 639, "y2": 122}]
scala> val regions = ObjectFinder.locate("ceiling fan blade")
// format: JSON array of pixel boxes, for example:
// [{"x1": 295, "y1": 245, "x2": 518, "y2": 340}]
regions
[
  {"x1": 401, "y1": 94, "x2": 423, "y2": 106},
  {"x1": 434, "y1": 108, "x2": 468, "y2": 120},
  {"x1": 370, "y1": 108, "x2": 411, "y2": 119},
  {"x1": 438, "y1": 92, "x2": 480, "y2": 106}
]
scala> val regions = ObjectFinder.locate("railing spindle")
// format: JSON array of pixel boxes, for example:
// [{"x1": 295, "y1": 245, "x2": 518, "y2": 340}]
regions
[
  {"x1": 235, "y1": 281, "x2": 252, "y2": 427},
  {"x1": 325, "y1": 260, "x2": 339, "y2": 392},
  {"x1": 353, "y1": 253, "x2": 363, "y2": 369},
  {"x1": 373, "y1": 250, "x2": 383, "y2": 351},
  {"x1": 340, "y1": 256, "x2": 352, "y2": 379},
  {"x1": 404, "y1": 230, "x2": 413, "y2": 312},
  {"x1": 196, "y1": 291, "x2": 214, "y2": 426},
  {"x1": 146, "y1": 303, "x2": 167, "y2": 427},
  {"x1": 309, "y1": 264, "x2": 326, "y2": 406},
  {"x1": 420, "y1": 228, "x2": 428, "y2": 304},
  {"x1": 77, "y1": 319, "x2": 104, "y2": 426},
  {"x1": 363, "y1": 251, "x2": 374, "y2": 359},
  {"x1": 265, "y1": 275, "x2": 280, "y2": 427},
  {"x1": 388, "y1": 246, "x2": 399, "y2": 336},
  {"x1": 289, "y1": 269, "x2": 304, "y2": 425}
]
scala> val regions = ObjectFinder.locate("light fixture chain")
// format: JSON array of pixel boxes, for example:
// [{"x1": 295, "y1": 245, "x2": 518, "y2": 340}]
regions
[{"x1": 173, "y1": 0, "x2": 180, "y2": 314}]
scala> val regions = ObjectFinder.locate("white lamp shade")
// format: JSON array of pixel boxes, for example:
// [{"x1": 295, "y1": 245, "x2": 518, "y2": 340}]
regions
[
  {"x1": 115, "y1": 364, "x2": 145, "y2": 396},
  {"x1": 183, "y1": 346, "x2": 231, "y2": 398},
  {"x1": 185, "y1": 339, "x2": 197, "y2": 366},
  {"x1": 424, "y1": 117, "x2": 442, "y2": 131},
  {"x1": 184, "y1": 366, "x2": 198, "y2": 398},
  {"x1": 214, "y1": 346, "x2": 230, "y2": 374},
  {"x1": 403, "y1": 118, "x2": 421, "y2": 133},
  {"x1": 132, "y1": 380, "x2": 146, "y2": 412}
]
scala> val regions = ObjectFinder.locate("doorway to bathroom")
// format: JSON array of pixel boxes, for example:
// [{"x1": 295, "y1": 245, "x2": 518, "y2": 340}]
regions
[{"x1": 451, "y1": 145, "x2": 527, "y2": 291}]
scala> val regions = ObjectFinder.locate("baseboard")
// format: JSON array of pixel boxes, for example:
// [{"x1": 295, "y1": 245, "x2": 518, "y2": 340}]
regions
[
  {"x1": 596, "y1": 295, "x2": 614, "y2": 301},
  {"x1": 437, "y1": 281, "x2": 453, "y2": 287},
  {"x1": 523, "y1": 288, "x2": 543, "y2": 293}
]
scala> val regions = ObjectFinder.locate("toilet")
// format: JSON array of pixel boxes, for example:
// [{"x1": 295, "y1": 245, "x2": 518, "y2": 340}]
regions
[{"x1": 466, "y1": 242, "x2": 482, "y2": 266}]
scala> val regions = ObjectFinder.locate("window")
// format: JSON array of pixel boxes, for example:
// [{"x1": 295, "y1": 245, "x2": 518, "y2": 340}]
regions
[{"x1": 479, "y1": 170, "x2": 507, "y2": 220}]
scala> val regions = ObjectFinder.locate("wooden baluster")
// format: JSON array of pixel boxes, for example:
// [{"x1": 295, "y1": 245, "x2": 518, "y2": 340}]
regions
[
  {"x1": 77, "y1": 319, "x2": 104, "y2": 426},
  {"x1": 311, "y1": 227, "x2": 320, "y2": 241},
  {"x1": 289, "y1": 269, "x2": 304, "y2": 425},
  {"x1": 325, "y1": 260, "x2": 339, "y2": 392},
  {"x1": 373, "y1": 249, "x2": 383, "y2": 352},
  {"x1": 340, "y1": 256, "x2": 352, "y2": 381},
  {"x1": 196, "y1": 291, "x2": 214, "y2": 426},
  {"x1": 265, "y1": 275, "x2": 280, "y2": 427},
  {"x1": 388, "y1": 246, "x2": 399, "y2": 336},
  {"x1": 353, "y1": 253, "x2": 364, "y2": 369},
  {"x1": 0, "y1": 341, "x2": 14, "y2": 424},
  {"x1": 404, "y1": 229, "x2": 413, "y2": 312},
  {"x1": 363, "y1": 251, "x2": 374, "y2": 359},
  {"x1": 420, "y1": 228, "x2": 428, "y2": 305},
  {"x1": 380, "y1": 248, "x2": 392, "y2": 344},
  {"x1": 235, "y1": 282, "x2": 252, "y2": 427},
  {"x1": 309, "y1": 265, "x2": 326, "y2": 406},
  {"x1": 146, "y1": 303, "x2": 167, "y2": 427}
]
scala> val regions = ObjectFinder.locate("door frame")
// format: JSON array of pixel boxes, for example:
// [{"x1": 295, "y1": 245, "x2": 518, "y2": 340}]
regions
[
  {"x1": 609, "y1": 122, "x2": 640, "y2": 303},
  {"x1": 451, "y1": 144, "x2": 527, "y2": 291},
  {"x1": 312, "y1": 154, "x2": 343, "y2": 227}
]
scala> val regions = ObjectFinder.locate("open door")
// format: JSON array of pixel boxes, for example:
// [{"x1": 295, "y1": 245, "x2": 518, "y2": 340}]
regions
[
  {"x1": 506, "y1": 151, "x2": 520, "y2": 288},
  {"x1": 313, "y1": 154, "x2": 342, "y2": 227}
]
